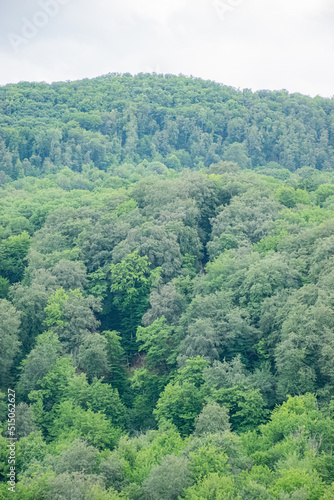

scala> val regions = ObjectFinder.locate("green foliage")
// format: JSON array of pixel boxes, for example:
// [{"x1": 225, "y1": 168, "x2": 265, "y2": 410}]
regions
[
  {"x1": 0, "y1": 277, "x2": 9, "y2": 298},
  {"x1": 119, "y1": 424, "x2": 186, "y2": 485},
  {"x1": 0, "y1": 231, "x2": 30, "y2": 282},
  {"x1": 15, "y1": 403, "x2": 37, "y2": 438},
  {"x1": 28, "y1": 357, "x2": 76, "y2": 434},
  {"x1": 50, "y1": 401, "x2": 121, "y2": 449},
  {"x1": 194, "y1": 403, "x2": 231, "y2": 436},
  {"x1": 0, "y1": 434, "x2": 10, "y2": 483},
  {"x1": 271, "y1": 468, "x2": 324, "y2": 500},
  {"x1": 16, "y1": 431, "x2": 48, "y2": 475},
  {"x1": 46, "y1": 473, "x2": 121, "y2": 500},
  {"x1": 103, "y1": 331, "x2": 129, "y2": 397},
  {"x1": 44, "y1": 288, "x2": 101, "y2": 349},
  {"x1": 183, "y1": 473, "x2": 241, "y2": 499},
  {"x1": 259, "y1": 394, "x2": 330, "y2": 449},
  {"x1": 176, "y1": 357, "x2": 210, "y2": 388},
  {"x1": 64, "y1": 375, "x2": 129, "y2": 429},
  {"x1": 322, "y1": 483, "x2": 334, "y2": 500},
  {"x1": 12, "y1": 469, "x2": 54, "y2": 500},
  {"x1": 54, "y1": 439, "x2": 99, "y2": 475},
  {"x1": 188, "y1": 443, "x2": 230, "y2": 481},
  {"x1": 110, "y1": 251, "x2": 161, "y2": 351},
  {"x1": 77, "y1": 333, "x2": 109, "y2": 381},
  {"x1": 276, "y1": 186, "x2": 310, "y2": 208},
  {"x1": 154, "y1": 381, "x2": 204, "y2": 436},
  {"x1": 209, "y1": 386, "x2": 269, "y2": 433},
  {"x1": 3, "y1": 75, "x2": 334, "y2": 498},
  {"x1": 0, "y1": 299, "x2": 20, "y2": 386},
  {"x1": 18, "y1": 331, "x2": 62, "y2": 397},
  {"x1": 130, "y1": 367, "x2": 169, "y2": 430},
  {"x1": 110, "y1": 251, "x2": 152, "y2": 312},
  {"x1": 136, "y1": 317, "x2": 177, "y2": 372},
  {"x1": 142, "y1": 455, "x2": 193, "y2": 500}
]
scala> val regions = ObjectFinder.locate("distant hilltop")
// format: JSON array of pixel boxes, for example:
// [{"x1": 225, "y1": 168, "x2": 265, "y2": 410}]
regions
[{"x1": 0, "y1": 73, "x2": 333, "y2": 181}]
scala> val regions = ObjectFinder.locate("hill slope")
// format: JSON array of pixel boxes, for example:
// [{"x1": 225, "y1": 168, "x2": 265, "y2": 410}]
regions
[
  {"x1": 1, "y1": 73, "x2": 334, "y2": 182},
  {"x1": 1, "y1": 75, "x2": 334, "y2": 499}
]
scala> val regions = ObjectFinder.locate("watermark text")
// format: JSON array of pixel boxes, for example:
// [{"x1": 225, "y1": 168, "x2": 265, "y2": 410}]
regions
[
  {"x1": 8, "y1": 0, "x2": 72, "y2": 52},
  {"x1": 7, "y1": 389, "x2": 16, "y2": 493}
]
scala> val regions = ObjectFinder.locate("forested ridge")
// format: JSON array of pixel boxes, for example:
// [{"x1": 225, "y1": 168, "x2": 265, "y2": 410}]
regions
[
  {"x1": 1, "y1": 73, "x2": 334, "y2": 179},
  {"x1": 1, "y1": 74, "x2": 334, "y2": 499}
]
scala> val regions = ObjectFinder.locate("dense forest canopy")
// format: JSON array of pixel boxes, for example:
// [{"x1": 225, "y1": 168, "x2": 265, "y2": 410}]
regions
[
  {"x1": 1, "y1": 74, "x2": 334, "y2": 499},
  {"x1": 1, "y1": 72, "x2": 334, "y2": 181}
]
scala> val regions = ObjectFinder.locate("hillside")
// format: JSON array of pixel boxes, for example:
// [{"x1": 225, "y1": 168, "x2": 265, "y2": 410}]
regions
[
  {"x1": 1, "y1": 75, "x2": 334, "y2": 499},
  {"x1": 1, "y1": 73, "x2": 334, "y2": 182}
]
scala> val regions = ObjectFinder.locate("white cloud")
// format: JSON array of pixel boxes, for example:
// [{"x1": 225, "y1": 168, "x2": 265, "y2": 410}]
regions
[
  {"x1": 122, "y1": 0, "x2": 193, "y2": 23},
  {"x1": 0, "y1": 0, "x2": 334, "y2": 97}
]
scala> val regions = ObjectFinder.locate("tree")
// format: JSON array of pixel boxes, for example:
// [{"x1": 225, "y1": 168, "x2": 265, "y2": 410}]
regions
[
  {"x1": 210, "y1": 385, "x2": 269, "y2": 433},
  {"x1": 110, "y1": 252, "x2": 159, "y2": 307},
  {"x1": 0, "y1": 299, "x2": 20, "y2": 386},
  {"x1": 6, "y1": 74, "x2": 334, "y2": 498},
  {"x1": 11, "y1": 469, "x2": 54, "y2": 500},
  {"x1": 51, "y1": 259, "x2": 88, "y2": 291},
  {"x1": 183, "y1": 473, "x2": 241, "y2": 500},
  {"x1": 203, "y1": 357, "x2": 248, "y2": 390},
  {"x1": 275, "y1": 334, "x2": 317, "y2": 399},
  {"x1": 64, "y1": 375, "x2": 129, "y2": 429},
  {"x1": 259, "y1": 394, "x2": 331, "y2": 451},
  {"x1": 19, "y1": 331, "x2": 62, "y2": 397},
  {"x1": 322, "y1": 483, "x2": 334, "y2": 500},
  {"x1": 54, "y1": 439, "x2": 99, "y2": 475},
  {"x1": 137, "y1": 317, "x2": 178, "y2": 373},
  {"x1": 10, "y1": 279, "x2": 55, "y2": 355},
  {"x1": 130, "y1": 367, "x2": 169, "y2": 430},
  {"x1": 44, "y1": 288, "x2": 101, "y2": 350},
  {"x1": 240, "y1": 481, "x2": 275, "y2": 500},
  {"x1": 175, "y1": 357, "x2": 210, "y2": 388},
  {"x1": 142, "y1": 281, "x2": 186, "y2": 326},
  {"x1": 110, "y1": 251, "x2": 161, "y2": 352},
  {"x1": 0, "y1": 231, "x2": 30, "y2": 282},
  {"x1": 112, "y1": 224, "x2": 182, "y2": 280},
  {"x1": 103, "y1": 331, "x2": 129, "y2": 398},
  {"x1": 16, "y1": 431, "x2": 48, "y2": 475},
  {"x1": 99, "y1": 453, "x2": 126, "y2": 491},
  {"x1": 50, "y1": 400, "x2": 121, "y2": 449},
  {"x1": 177, "y1": 291, "x2": 257, "y2": 363},
  {"x1": 28, "y1": 357, "x2": 76, "y2": 433},
  {"x1": 142, "y1": 455, "x2": 193, "y2": 500},
  {"x1": 189, "y1": 443, "x2": 229, "y2": 481},
  {"x1": 46, "y1": 473, "x2": 122, "y2": 500},
  {"x1": 208, "y1": 190, "x2": 280, "y2": 258},
  {"x1": 237, "y1": 252, "x2": 300, "y2": 321},
  {"x1": 0, "y1": 277, "x2": 9, "y2": 298},
  {"x1": 77, "y1": 333, "x2": 109, "y2": 381},
  {"x1": 274, "y1": 296, "x2": 334, "y2": 398},
  {"x1": 223, "y1": 142, "x2": 251, "y2": 170},
  {"x1": 116, "y1": 423, "x2": 185, "y2": 485},
  {"x1": 0, "y1": 433, "x2": 11, "y2": 483},
  {"x1": 15, "y1": 403, "x2": 37, "y2": 438},
  {"x1": 271, "y1": 468, "x2": 324, "y2": 500},
  {"x1": 194, "y1": 403, "x2": 231, "y2": 436},
  {"x1": 154, "y1": 381, "x2": 204, "y2": 436}
]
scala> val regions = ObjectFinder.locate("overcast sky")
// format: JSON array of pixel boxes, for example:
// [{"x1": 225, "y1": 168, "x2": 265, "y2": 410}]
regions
[{"x1": 1, "y1": 0, "x2": 333, "y2": 97}]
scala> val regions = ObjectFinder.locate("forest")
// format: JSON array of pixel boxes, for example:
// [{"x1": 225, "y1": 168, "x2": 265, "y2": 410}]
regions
[{"x1": 1, "y1": 74, "x2": 334, "y2": 499}]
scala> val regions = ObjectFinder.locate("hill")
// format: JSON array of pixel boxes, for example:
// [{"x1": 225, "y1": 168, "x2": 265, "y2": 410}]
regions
[
  {"x1": 0, "y1": 73, "x2": 334, "y2": 182},
  {"x1": 1, "y1": 75, "x2": 334, "y2": 499}
]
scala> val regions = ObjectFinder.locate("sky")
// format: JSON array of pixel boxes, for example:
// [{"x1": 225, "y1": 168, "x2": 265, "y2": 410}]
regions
[{"x1": 1, "y1": 0, "x2": 334, "y2": 97}]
